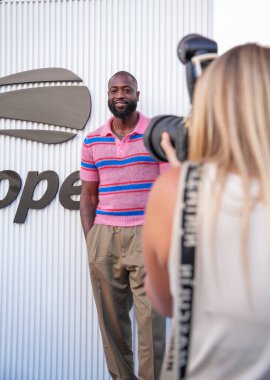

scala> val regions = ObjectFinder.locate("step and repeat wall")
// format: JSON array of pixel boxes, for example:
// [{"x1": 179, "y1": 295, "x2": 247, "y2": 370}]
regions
[{"x1": 0, "y1": 0, "x2": 213, "y2": 379}]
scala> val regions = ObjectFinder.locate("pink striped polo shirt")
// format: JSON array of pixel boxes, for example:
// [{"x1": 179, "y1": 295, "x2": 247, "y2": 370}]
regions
[{"x1": 80, "y1": 112, "x2": 169, "y2": 226}]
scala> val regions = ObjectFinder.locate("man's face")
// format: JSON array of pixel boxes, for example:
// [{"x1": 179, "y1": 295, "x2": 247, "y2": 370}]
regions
[{"x1": 107, "y1": 74, "x2": 140, "y2": 119}]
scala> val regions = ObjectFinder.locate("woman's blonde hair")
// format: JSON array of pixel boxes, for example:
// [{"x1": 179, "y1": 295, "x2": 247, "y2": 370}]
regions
[
  {"x1": 190, "y1": 43, "x2": 270, "y2": 179},
  {"x1": 189, "y1": 43, "x2": 270, "y2": 273}
]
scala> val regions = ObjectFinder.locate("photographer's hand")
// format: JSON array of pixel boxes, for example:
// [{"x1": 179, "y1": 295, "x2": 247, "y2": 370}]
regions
[{"x1": 160, "y1": 132, "x2": 181, "y2": 167}]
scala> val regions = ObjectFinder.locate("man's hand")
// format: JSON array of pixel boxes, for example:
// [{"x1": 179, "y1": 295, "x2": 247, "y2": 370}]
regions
[{"x1": 80, "y1": 180, "x2": 99, "y2": 238}]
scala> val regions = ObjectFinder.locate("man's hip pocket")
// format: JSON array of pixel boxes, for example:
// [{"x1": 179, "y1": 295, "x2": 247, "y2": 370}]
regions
[{"x1": 86, "y1": 224, "x2": 115, "y2": 263}]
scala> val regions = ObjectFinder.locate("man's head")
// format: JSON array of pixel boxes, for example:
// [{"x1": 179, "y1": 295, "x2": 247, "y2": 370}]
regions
[{"x1": 107, "y1": 71, "x2": 140, "y2": 119}]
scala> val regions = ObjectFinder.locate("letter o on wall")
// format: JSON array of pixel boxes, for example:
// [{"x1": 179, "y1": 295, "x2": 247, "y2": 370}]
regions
[{"x1": 0, "y1": 170, "x2": 22, "y2": 208}]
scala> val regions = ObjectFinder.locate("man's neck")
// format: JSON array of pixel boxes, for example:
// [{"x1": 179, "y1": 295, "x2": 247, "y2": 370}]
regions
[{"x1": 113, "y1": 112, "x2": 139, "y2": 131}]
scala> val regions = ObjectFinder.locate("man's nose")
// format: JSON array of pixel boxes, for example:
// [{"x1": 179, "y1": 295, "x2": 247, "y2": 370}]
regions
[{"x1": 116, "y1": 89, "x2": 125, "y2": 98}]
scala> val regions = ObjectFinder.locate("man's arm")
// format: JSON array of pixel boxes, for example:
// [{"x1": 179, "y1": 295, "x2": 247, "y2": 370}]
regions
[{"x1": 80, "y1": 180, "x2": 99, "y2": 238}]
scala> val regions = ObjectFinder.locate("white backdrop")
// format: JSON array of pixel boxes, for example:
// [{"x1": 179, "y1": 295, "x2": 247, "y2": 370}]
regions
[
  {"x1": 0, "y1": 1, "x2": 213, "y2": 379},
  {"x1": 214, "y1": 0, "x2": 270, "y2": 53}
]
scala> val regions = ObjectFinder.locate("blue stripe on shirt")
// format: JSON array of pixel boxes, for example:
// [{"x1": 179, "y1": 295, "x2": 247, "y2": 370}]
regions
[
  {"x1": 96, "y1": 209, "x2": 144, "y2": 216},
  {"x1": 99, "y1": 182, "x2": 152, "y2": 193},
  {"x1": 96, "y1": 156, "x2": 156, "y2": 168},
  {"x1": 84, "y1": 136, "x2": 115, "y2": 144},
  {"x1": 81, "y1": 161, "x2": 96, "y2": 169},
  {"x1": 130, "y1": 134, "x2": 144, "y2": 140}
]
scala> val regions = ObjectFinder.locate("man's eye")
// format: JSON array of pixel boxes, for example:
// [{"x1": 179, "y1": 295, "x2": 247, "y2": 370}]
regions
[
  {"x1": 124, "y1": 89, "x2": 131, "y2": 94},
  {"x1": 110, "y1": 89, "x2": 117, "y2": 94}
]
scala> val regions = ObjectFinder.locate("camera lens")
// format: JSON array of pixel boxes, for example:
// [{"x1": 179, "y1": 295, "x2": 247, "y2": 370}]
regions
[{"x1": 144, "y1": 115, "x2": 187, "y2": 162}]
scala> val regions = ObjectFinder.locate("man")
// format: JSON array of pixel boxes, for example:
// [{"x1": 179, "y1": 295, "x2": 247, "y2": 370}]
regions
[{"x1": 80, "y1": 71, "x2": 167, "y2": 380}]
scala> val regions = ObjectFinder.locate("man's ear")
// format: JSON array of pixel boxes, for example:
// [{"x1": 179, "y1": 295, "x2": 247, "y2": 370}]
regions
[{"x1": 137, "y1": 91, "x2": 140, "y2": 101}]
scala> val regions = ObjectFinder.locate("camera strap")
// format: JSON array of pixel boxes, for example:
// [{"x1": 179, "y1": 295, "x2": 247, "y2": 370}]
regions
[
  {"x1": 160, "y1": 162, "x2": 201, "y2": 380},
  {"x1": 177, "y1": 163, "x2": 201, "y2": 378}
]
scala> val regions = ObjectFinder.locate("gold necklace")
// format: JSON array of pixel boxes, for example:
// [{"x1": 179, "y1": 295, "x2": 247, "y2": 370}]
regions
[{"x1": 112, "y1": 123, "x2": 136, "y2": 137}]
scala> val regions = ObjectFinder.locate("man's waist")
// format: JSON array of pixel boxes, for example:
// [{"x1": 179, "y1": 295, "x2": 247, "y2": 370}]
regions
[{"x1": 94, "y1": 212, "x2": 144, "y2": 227}]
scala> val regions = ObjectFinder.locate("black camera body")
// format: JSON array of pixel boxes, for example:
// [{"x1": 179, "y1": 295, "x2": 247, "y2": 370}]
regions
[{"x1": 144, "y1": 34, "x2": 218, "y2": 162}]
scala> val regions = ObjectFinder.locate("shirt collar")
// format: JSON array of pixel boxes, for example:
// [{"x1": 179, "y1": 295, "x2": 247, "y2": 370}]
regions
[{"x1": 100, "y1": 112, "x2": 149, "y2": 136}]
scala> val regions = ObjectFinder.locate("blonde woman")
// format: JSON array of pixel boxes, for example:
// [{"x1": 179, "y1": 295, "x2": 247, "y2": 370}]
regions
[{"x1": 143, "y1": 44, "x2": 270, "y2": 379}]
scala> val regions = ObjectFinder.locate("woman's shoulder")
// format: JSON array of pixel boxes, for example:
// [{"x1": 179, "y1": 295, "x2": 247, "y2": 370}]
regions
[
  {"x1": 148, "y1": 166, "x2": 183, "y2": 222},
  {"x1": 144, "y1": 166, "x2": 181, "y2": 267},
  {"x1": 153, "y1": 166, "x2": 181, "y2": 193}
]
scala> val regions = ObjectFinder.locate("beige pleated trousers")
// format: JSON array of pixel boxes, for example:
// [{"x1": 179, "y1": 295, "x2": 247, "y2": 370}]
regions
[{"x1": 86, "y1": 224, "x2": 166, "y2": 380}]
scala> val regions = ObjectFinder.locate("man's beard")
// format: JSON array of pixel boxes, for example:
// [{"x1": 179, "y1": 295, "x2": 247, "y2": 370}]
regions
[{"x1": 108, "y1": 99, "x2": 137, "y2": 119}]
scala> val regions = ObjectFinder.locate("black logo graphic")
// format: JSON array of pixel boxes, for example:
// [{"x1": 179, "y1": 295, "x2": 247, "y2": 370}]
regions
[{"x1": 0, "y1": 68, "x2": 91, "y2": 143}]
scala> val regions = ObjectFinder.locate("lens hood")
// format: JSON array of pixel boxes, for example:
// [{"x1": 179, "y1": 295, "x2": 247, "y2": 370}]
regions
[{"x1": 144, "y1": 115, "x2": 187, "y2": 162}]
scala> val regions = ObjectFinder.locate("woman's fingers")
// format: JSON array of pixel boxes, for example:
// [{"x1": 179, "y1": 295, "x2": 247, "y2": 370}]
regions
[{"x1": 160, "y1": 132, "x2": 181, "y2": 167}]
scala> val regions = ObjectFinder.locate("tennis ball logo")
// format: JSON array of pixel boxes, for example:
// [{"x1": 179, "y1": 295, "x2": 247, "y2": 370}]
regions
[{"x1": 0, "y1": 68, "x2": 91, "y2": 143}]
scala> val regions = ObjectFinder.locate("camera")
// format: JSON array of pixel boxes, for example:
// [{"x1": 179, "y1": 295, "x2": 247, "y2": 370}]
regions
[{"x1": 144, "y1": 34, "x2": 218, "y2": 162}]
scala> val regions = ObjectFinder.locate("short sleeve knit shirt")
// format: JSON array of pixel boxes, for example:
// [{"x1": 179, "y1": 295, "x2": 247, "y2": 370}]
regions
[{"x1": 80, "y1": 112, "x2": 168, "y2": 226}]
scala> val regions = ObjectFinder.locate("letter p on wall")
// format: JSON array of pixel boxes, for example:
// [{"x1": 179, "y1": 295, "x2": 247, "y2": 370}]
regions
[{"x1": 13, "y1": 171, "x2": 59, "y2": 224}]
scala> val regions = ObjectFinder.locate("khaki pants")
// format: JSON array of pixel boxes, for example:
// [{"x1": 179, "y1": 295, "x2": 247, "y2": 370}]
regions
[{"x1": 86, "y1": 224, "x2": 166, "y2": 380}]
